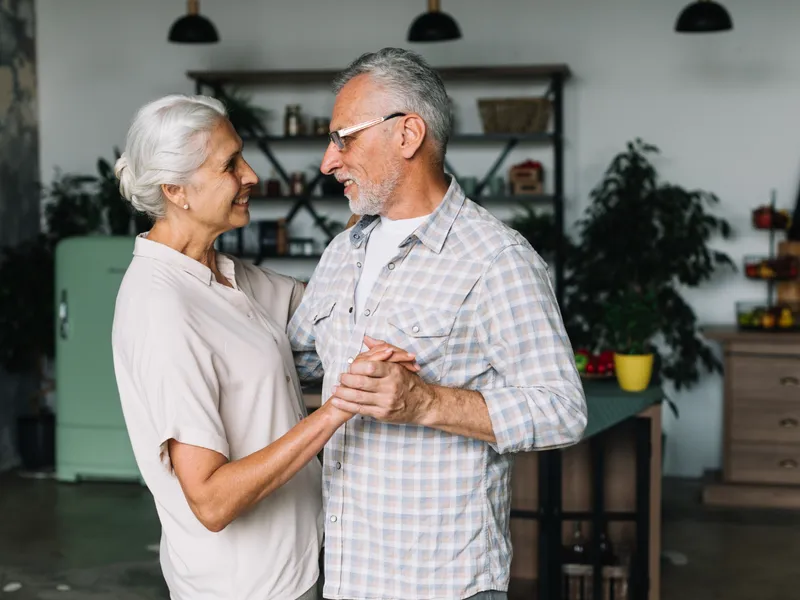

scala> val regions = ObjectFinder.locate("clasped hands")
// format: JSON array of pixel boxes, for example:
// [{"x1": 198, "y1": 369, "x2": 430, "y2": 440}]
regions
[{"x1": 330, "y1": 336, "x2": 433, "y2": 425}]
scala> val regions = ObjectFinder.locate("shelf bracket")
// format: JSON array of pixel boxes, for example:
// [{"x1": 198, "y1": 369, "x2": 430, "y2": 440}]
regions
[{"x1": 476, "y1": 138, "x2": 519, "y2": 195}]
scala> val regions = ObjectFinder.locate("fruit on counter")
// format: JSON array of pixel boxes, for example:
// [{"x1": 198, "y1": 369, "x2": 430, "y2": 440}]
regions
[
  {"x1": 744, "y1": 256, "x2": 800, "y2": 280},
  {"x1": 738, "y1": 305, "x2": 796, "y2": 329},
  {"x1": 752, "y1": 206, "x2": 791, "y2": 230},
  {"x1": 573, "y1": 348, "x2": 615, "y2": 375},
  {"x1": 598, "y1": 350, "x2": 615, "y2": 370}
]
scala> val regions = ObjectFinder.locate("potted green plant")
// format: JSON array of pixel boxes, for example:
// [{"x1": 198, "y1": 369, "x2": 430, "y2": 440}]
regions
[
  {"x1": 508, "y1": 204, "x2": 571, "y2": 264},
  {"x1": 603, "y1": 286, "x2": 663, "y2": 391},
  {"x1": 562, "y1": 138, "x2": 735, "y2": 391}
]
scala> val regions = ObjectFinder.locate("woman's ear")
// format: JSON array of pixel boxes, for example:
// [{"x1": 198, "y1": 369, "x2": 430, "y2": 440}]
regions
[
  {"x1": 161, "y1": 183, "x2": 187, "y2": 210},
  {"x1": 399, "y1": 114, "x2": 426, "y2": 159}
]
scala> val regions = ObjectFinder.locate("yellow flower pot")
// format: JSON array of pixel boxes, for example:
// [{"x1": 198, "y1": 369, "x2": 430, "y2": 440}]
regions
[{"x1": 613, "y1": 353, "x2": 654, "y2": 392}]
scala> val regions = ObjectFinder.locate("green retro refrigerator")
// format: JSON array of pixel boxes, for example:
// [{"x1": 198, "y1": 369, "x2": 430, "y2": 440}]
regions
[{"x1": 55, "y1": 236, "x2": 142, "y2": 483}]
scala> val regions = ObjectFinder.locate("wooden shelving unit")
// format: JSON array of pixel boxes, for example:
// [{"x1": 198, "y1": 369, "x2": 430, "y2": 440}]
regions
[
  {"x1": 187, "y1": 63, "x2": 570, "y2": 304},
  {"x1": 187, "y1": 64, "x2": 570, "y2": 86}
]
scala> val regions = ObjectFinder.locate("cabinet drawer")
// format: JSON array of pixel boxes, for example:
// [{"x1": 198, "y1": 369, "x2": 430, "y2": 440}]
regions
[
  {"x1": 731, "y1": 404, "x2": 800, "y2": 444},
  {"x1": 729, "y1": 355, "x2": 800, "y2": 404},
  {"x1": 729, "y1": 442, "x2": 800, "y2": 485}
]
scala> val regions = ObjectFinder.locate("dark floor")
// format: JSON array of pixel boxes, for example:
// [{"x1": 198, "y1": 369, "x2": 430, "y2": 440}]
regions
[{"x1": 1, "y1": 473, "x2": 797, "y2": 599}]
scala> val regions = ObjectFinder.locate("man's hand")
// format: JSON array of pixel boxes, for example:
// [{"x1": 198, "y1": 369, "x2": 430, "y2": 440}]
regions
[
  {"x1": 351, "y1": 335, "x2": 420, "y2": 374},
  {"x1": 332, "y1": 337, "x2": 497, "y2": 443},
  {"x1": 331, "y1": 337, "x2": 433, "y2": 424}
]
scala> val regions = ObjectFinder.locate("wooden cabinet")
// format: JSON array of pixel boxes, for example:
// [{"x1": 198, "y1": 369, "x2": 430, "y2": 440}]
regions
[
  {"x1": 510, "y1": 406, "x2": 662, "y2": 600},
  {"x1": 703, "y1": 326, "x2": 800, "y2": 508}
]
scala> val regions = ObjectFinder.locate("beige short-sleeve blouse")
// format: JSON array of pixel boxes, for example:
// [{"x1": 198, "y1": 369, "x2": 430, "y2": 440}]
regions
[{"x1": 112, "y1": 234, "x2": 322, "y2": 600}]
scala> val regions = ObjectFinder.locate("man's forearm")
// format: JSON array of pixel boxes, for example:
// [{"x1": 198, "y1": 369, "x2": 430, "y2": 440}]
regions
[{"x1": 420, "y1": 385, "x2": 496, "y2": 444}]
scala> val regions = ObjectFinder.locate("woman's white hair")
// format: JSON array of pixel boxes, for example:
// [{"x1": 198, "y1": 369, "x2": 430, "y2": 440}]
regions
[{"x1": 114, "y1": 94, "x2": 227, "y2": 220}]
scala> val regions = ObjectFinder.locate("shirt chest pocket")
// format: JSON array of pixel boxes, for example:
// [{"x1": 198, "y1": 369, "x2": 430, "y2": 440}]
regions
[
  {"x1": 312, "y1": 297, "x2": 338, "y2": 366},
  {"x1": 386, "y1": 307, "x2": 457, "y2": 382}
]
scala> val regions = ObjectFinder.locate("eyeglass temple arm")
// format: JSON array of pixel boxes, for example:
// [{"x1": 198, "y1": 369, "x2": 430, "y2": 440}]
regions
[
  {"x1": 337, "y1": 116, "x2": 389, "y2": 138},
  {"x1": 336, "y1": 112, "x2": 407, "y2": 137}
]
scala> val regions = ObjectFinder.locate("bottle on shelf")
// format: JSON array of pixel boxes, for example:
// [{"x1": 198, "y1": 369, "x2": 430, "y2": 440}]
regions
[
  {"x1": 265, "y1": 169, "x2": 282, "y2": 197},
  {"x1": 290, "y1": 172, "x2": 306, "y2": 197},
  {"x1": 597, "y1": 527, "x2": 617, "y2": 566},
  {"x1": 284, "y1": 104, "x2": 302, "y2": 137},
  {"x1": 563, "y1": 521, "x2": 586, "y2": 564}
]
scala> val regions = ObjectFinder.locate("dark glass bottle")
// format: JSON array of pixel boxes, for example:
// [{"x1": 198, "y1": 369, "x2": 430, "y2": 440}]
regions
[
  {"x1": 564, "y1": 522, "x2": 586, "y2": 564},
  {"x1": 598, "y1": 529, "x2": 617, "y2": 565}
]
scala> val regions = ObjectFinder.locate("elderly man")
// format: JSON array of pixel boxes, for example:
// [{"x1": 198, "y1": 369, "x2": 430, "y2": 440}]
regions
[{"x1": 287, "y1": 47, "x2": 587, "y2": 600}]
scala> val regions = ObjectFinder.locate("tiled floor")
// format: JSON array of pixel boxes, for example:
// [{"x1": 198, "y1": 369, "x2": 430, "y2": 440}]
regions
[{"x1": 1, "y1": 472, "x2": 797, "y2": 599}]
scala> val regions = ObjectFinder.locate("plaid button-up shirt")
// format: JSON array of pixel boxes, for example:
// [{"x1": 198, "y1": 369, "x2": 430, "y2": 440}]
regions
[{"x1": 287, "y1": 178, "x2": 587, "y2": 600}]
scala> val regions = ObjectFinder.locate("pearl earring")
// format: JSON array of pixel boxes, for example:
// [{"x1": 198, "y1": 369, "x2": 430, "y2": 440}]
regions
[{"x1": 183, "y1": 204, "x2": 189, "y2": 210}]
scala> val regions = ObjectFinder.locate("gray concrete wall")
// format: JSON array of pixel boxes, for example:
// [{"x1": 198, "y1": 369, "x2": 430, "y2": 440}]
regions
[{"x1": 0, "y1": 0, "x2": 40, "y2": 472}]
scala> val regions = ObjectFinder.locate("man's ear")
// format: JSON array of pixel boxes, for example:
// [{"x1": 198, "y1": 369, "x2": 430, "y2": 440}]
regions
[
  {"x1": 399, "y1": 114, "x2": 426, "y2": 159},
  {"x1": 161, "y1": 183, "x2": 187, "y2": 210}
]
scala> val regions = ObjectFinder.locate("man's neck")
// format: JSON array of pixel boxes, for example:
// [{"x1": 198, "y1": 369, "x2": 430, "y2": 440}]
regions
[{"x1": 382, "y1": 169, "x2": 450, "y2": 220}]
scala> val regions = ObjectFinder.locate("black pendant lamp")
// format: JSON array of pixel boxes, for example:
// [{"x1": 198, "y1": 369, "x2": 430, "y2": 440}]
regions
[
  {"x1": 169, "y1": 0, "x2": 219, "y2": 44},
  {"x1": 408, "y1": 0, "x2": 462, "y2": 43},
  {"x1": 675, "y1": 0, "x2": 733, "y2": 33}
]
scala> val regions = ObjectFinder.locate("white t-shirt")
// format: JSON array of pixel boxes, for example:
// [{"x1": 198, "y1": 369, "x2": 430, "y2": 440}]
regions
[
  {"x1": 354, "y1": 214, "x2": 428, "y2": 323},
  {"x1": 112, "y1": 235, "x2": 322, "y2": 600}
]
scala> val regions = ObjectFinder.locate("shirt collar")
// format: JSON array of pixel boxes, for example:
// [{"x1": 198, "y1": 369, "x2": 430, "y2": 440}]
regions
[
  {"x1": 133, "y1": 233, "x2": 236, "y2": 286},
  {"x1": 348, "y1": 175, "x2": 466, "y2": 254}
]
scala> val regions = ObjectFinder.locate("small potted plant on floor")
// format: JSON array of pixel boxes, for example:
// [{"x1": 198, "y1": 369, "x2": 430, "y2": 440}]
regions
[{"x1": 603, "y1": 285, "x2": 663, "y2": 392}]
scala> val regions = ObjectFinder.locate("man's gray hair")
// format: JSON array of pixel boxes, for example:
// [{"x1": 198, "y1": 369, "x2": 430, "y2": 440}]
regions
[
  {"x1": 333, "y1": 48, "x2": 452, "y2": 162},
  {"x1": 114, "y1": 94, "x2": 227, "y2": 220}
]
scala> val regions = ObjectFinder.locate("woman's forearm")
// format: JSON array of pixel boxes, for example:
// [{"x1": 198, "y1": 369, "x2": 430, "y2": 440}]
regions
[{"x1": 171, "y1": 401, "x2": 347, "y2": 532}]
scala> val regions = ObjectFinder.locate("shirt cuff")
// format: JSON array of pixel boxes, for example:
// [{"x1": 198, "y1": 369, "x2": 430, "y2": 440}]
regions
[{"x1": 483, "y1": 387, "x2": 533, "y2": 455}]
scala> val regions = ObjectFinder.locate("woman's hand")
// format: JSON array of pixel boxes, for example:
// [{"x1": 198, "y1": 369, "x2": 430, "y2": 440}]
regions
[
  {"x1": 325, "y1": 337, "x2": 419, "y2": 424},
  {"x1": 351, "y1": 337, "x2": 420, "y2": 373}
]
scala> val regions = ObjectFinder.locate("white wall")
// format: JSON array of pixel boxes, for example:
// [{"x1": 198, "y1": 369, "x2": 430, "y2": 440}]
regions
[{"x1": 36, "y1": 0, "x2": 800, "y2": 477}]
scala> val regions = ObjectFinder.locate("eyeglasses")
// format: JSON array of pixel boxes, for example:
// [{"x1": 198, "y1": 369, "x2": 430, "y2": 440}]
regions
[{"x1": 328, "y1": 112, "x2": 407, "y2": 151}]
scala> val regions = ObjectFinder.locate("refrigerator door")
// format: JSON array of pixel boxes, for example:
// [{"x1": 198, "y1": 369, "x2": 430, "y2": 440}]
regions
[{"x1": 55, "y1": 236, "x2": 141, "y2": 482}]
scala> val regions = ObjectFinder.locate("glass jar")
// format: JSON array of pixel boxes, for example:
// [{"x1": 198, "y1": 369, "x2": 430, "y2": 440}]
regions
[
  {"x1": 290, "y1": 172, "x2": 306, "y2": 197},
  {"x1": 284, "y1": 105, "x2": 302, "y2": 137}
]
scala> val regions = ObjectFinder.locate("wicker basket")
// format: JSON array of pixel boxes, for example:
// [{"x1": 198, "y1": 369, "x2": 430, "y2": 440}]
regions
[{"x1": 478, "y1": 97, "x2": 551, "y2": 134}]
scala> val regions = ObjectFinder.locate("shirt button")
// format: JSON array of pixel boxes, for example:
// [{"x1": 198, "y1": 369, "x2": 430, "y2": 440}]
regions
[
  {"x1": 364, "y1": 309, "x2": 371, "y2": 317},
  {"x1": 357, "y1": 262, "x2": 362, "y2": 268},
  {"x1": 285, "y1": 375, "x2": 291, "y2": 383},
  {"x1": 330, "y1": 515, "x2": 338, "y2": 523},
  {"x1": 347, "y1": 357, "x2": 354, "y2": 364},
  {"x1": 336, "y1": 461, "x2": 342, "y2": 470},
  {"x1": 412, "y1": 325, "x2": 420, "y2": 333},
  {"x1": 349, "y1": 306, "x2": 353, "y2": 313},
  {"x1": 247, "y1": 312, "x2": 254, "y2": 319},
  {"x1": 388, "y1": 263, "x2": 395, "y2": 270}
]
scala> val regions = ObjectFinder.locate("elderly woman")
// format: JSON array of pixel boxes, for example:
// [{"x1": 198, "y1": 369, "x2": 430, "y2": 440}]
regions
[{"x1": 111, "y1": 94, "x2": 415, "y2": 600}]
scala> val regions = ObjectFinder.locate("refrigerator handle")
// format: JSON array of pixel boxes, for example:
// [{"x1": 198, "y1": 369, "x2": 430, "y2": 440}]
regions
[{"x1": 58, "y1": 289, "x2": 69, "y2": 339}]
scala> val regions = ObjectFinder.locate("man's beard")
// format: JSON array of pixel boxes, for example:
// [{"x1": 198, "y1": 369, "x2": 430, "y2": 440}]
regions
[{"x1": 347, "y1": 169, "x2": 401, "y2": 216}]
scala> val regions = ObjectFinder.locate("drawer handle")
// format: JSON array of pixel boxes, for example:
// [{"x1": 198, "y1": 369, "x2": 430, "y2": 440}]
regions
[
  {"x1": 780, "y1": 418, "x2": 799, "y2": 428},
  {"x1": 780, "y1": 459, "x2": 798, "y2": 469},
  {"x1": 780, "y1": 376, "x2": 799, "y2": 386}
]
